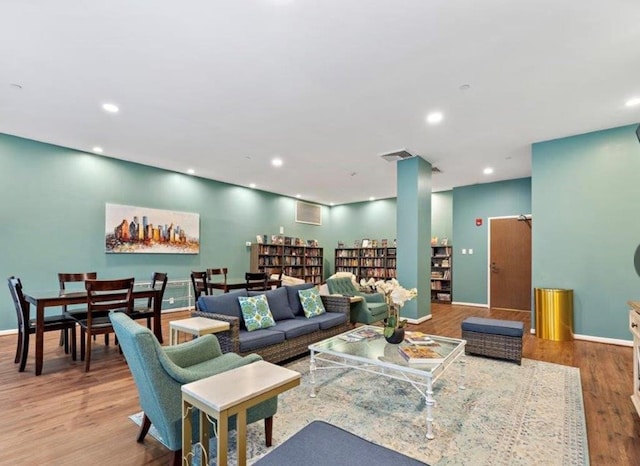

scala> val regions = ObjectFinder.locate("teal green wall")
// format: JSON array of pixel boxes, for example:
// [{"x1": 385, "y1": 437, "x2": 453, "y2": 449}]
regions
[
  {"x1": 452, "y1": 178, "x2": 532, "y2": 305},
  {"x1": 432, "y1": 191, "x2": 453, "y2": 241},
  {"x1": 0, "y1": 134, "x2": 331, "y2": 331},
  {"x1": 532, "y1": 124, "x2": 640, "y2": 340}
]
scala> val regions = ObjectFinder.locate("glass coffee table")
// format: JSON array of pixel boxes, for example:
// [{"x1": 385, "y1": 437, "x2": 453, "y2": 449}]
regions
[{"x1": 308, "y1": 325, "x2": 466, "y2": 439}]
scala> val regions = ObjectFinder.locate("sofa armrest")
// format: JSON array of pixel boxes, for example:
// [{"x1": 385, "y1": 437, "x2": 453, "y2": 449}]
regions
[
  {"x1": 191, "y1": 311, "x2": 241, "y2": 354},
  {"x1": 321, "y1": 295, "x2": 351, "y2": 318}
]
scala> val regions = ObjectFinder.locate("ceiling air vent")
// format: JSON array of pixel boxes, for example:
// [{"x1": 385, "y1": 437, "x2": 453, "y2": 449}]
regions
[
  {"x1": 295, "y1": 201, "x2": 322, "y2": 225},
  {"x1": 379, "y1": 149, "x2": 415, "y2": 162},
  {"x1": 432, "y1": 166, "x2": 441, "y2": 173}
]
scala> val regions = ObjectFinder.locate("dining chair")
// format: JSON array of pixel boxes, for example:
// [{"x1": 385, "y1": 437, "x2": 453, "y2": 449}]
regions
[
  {"x1": 207, "y1": 267, "x2": 228, "y2": 289},
  {"x1": 76, "y1": 277, "x2": 135, "y2": 372},
  {"x1": 129, "y1": 272, "x2": 167, "y2": 329},
  {"x1": 190, "y1": 271, "x2": 209, "y2": 308},
  {"x1": 7, "y1": 276, "x2": 76, "y2": 372},
  {"x1": 58, "y1": 272, "x2": 98, "y2": 354},
  {"x1": 245, "y1": 272, "x2": 268, "y2": 291},
  {"x1": 265, "y1": 267, "x2": 283, "y2": 288}
]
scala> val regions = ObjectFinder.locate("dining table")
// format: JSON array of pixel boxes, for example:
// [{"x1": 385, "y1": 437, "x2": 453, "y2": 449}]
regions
[{"x1": 22, "y1": 286, "x2": 163, "y2": 376}]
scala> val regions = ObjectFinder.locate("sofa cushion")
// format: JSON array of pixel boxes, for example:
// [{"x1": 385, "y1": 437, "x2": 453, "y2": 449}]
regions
[
  {"x1": 239, "y1": 295, "x2": 276, "y2": 332},
  {"x1": 285, "y1": 283, "x2": 315, "y2": 316},
  {"x1": 238, "y1": 328, "x2": 286, "y2": 353},
  {"x1": 197, "y1": 289, "x2": 248, "y2": 329},
  {"x1": 272, "y1": 317, "x2": 320, "y2": 339},
  {"x1": 248, "y1": 286, "x2": 295, "y2": 321},
  {"x1": 308, "y1": 310, "x2": 348, "y2": 330},
  {"x1": 461, "y1": 317, "x2": 524, "y2": 337},
  {"x1": 298, "y1": 287, "x2": 326, "y2": 318}
]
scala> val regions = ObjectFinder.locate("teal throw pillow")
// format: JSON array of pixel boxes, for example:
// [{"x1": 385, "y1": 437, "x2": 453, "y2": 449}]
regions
[
  {"x1": 238, "y1": 294, "x2": 276, "y2": 331},
  {"x1": 298, "y1": 287, "x2": 326, "y2": 318}
]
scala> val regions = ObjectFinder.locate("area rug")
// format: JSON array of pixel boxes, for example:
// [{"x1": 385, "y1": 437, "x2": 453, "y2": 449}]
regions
[{"x1": 130, "y1": 355, "x2": 589, "y2": 465}]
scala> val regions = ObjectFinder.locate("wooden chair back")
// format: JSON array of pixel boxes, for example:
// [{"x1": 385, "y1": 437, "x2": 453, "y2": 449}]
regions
[
  {"x1": 85, "y1": 278, "x2": 135, "y2": 316},
  {"x1": 190, "y1": 271, "x2": 209, "y2": 300},
  {"x1": 207, "y1": 268, "x2": 228, "y2": 286},
  {"x1": 264, "y1": 267, "x2": 283, "y2": 288},
  {"x1": 245, "y1": 272, "x2": 268, "y2": 291}
]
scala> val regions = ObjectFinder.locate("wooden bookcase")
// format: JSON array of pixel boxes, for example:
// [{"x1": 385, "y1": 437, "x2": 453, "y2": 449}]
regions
[
  {"x1": 431, "y1": 245, "x2": 452, "y2": 303},
  {"x1": 334, "y1": 247, "x2": 397, "y2": 282},
  {"x1": 250, "y1": 243, "x2": 324, "y2": 284}
]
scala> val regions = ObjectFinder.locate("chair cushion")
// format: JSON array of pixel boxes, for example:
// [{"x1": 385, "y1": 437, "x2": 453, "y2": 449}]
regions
[
  {"x1": 238, "y1": 295, "x2": 276, "y2": 331},
  {"x1": 248, "y1": 286, "x2": 296, "y2": 321},
  {"x1": 298, "y1": 287, "x2": 326, "y2": 318},
  {"x1": 272, "y1": 317, "x2": 320, "y2": 339},
  {"x1": 285, "y1": 283, "x2": 315, "y2": 316},
  {"x1": 197, "y1": 289, "x2": 248, "y2": 329},
  {"x1": 461, "y1": 317, "x2": 524, "y2": 337},
  {"x1": 238, "y1": 328, "x2": 286, "y2": 352}
]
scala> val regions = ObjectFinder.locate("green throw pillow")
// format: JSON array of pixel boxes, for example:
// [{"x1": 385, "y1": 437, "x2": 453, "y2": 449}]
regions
[
  {"x1": 298, "y1": 287, "x2": 326, "y2": 318},
  {"x1": 238, "y1": 294, "x2": 276, "y2": 331}
]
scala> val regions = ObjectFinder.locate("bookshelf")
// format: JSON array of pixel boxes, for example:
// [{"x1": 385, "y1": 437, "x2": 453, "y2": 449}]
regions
[
  {"x1": 334, "y1": 247, "x2": 397, "y2": 282},
  {"x1": 251, "y1": 243, "x2": 324, "y2": 284},
  {"x1": 431, "y1": 245, "x2": 452, "y2": 303}
]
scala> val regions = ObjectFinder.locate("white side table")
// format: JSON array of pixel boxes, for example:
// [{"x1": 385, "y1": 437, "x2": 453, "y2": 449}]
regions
[
  {"x1": 181, "y1": 360, "x2": 301, "y2": 466},
  {"x1": 169, "y1": 316, "x2": 230, "y2": 345}
]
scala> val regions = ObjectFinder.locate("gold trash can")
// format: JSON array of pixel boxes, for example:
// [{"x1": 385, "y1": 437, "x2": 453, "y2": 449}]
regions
[{"x1": 534, "y1": 288, "x2": 574, "y2": 341}]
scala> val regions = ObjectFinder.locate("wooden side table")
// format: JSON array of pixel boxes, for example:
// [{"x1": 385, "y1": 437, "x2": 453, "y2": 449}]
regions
[
  {"x1": 181, "y1": 360, "x2": 301, "y2": 466},
  {"x1": 169, "y1": 316, "x2": 230, "y2": 345}
]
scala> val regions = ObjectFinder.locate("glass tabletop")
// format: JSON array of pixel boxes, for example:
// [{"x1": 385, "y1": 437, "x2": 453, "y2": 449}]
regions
[{"x1": 309, "y1": 325, "x2": 465, "y2": 375}]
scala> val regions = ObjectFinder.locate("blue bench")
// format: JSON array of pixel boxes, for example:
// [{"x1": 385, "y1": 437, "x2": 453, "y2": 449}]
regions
[{"x1": 461, "y1": 317, "x2": 524, "y2": 364}]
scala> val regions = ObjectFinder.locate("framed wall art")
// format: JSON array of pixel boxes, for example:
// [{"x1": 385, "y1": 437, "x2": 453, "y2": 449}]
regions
[{"x1": 105, "y1": 203, "x2": 200, "y2": 254}]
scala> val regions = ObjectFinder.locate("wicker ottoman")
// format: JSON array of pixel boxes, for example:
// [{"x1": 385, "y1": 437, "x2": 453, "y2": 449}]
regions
[{"x1": 461, "y1": 317, "x2": 524, "y2": 365}]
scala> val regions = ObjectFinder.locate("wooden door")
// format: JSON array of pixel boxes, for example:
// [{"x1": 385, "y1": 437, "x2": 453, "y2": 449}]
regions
[{"x1": 489, "y1": 217, "x2": 532, "y2": 311}]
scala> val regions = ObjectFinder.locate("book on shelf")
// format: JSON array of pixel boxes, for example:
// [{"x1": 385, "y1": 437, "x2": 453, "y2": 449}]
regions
[
  {"x1": 398, "y1": 344, "x2": 444, "y2": 364},
  {"x1": 338, "y1": 241, "x2": 344, "y2": 249},
  {"x1": 404, "y1": 331, "x2": 437, "y2": 345},
  {"x1": 256, "y1": 234, "x2": 263, "y2": 244},
  {"x1": 381, "y1": 238, "x2": 388, "y2": 247}
]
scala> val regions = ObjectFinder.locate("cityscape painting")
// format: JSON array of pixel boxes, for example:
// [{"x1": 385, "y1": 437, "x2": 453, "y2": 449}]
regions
[{"x1": 105, "y1": 203, "x2": 200, "y2": 254}]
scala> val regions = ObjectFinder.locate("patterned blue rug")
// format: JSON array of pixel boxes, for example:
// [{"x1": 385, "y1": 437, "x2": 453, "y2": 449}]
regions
[{"x1": 130, "y1": 355, "x2": 589, "y2": 465}]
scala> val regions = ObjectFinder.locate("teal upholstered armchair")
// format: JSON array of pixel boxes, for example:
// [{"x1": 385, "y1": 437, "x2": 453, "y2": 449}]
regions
[
  {"x1": 326, "y1": 277, "x2": 388, "y2": 325},
  {"x1": 109, "y1": 312, "x2": 277, "y2": 465}
]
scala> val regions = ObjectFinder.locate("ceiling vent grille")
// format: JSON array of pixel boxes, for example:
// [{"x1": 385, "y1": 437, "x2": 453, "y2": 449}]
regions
[
  {"x1": 295, "y1": 201, "x2": 322, "y2": 225},
  {"x1": 432, "y1": 166, "x2": 441, "y2": 173},
  {"x1": 380, "y1": 149, "x2": 415, "y2": 162}
]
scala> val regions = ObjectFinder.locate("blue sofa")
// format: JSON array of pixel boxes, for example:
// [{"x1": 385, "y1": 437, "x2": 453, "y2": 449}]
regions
[{"x1": 193, "y1": 283, "x2": 351, "y2": 363}]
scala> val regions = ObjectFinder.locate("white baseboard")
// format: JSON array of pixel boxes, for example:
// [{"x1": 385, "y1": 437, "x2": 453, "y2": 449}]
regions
[
  {"x1": 405, "y1": 314, "x2": 433, "y2": 324},
  {"x1": 0, "y1": 329, "x2": 17, "y2": 336},
  {"x1": 530, "y1": 328, "x2": 633, "y2": 347},
  {"x1": 451, "y1": 301, "x2": 488, "y2": 308}
]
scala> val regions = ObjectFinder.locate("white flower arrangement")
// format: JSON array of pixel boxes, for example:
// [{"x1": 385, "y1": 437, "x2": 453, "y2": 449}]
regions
[{"x1": 360, "y1": 278, "x2": 417, "y2": 307}]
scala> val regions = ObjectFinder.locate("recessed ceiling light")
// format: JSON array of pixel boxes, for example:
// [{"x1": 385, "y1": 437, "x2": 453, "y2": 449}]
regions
[
  {"x1": 92, "y1": 146, "x2": 103, "y2": 154},
  {"x1": 249, "y1": 183, "x2": 256, "y2": 188},
  {"x1": 271, "y1": 158, "x2": 283, "y2": 167},
  {"x1": 369, "y1": 197, "x2": 376, "y2": 201},
  {"x1": 295, "y1": 194, "x2": 302, "y2": 198},
  {"x1": 483, "y1": 167, "x2": 494, "y2": 175},
  {"x1": 330, "y1": 202, "x2": 335, "y2": 206},
  {"x1": 626, "y1": 97, "x2": 640, "y2": 107},
  {"x1": 187, "y1": 169, "x2": 195, "y2": 175},
  {"x1": 426, "y1": 112, "x2": 443, "y2": 124},
  {"x1": 102, "y1": 103, "x2": 119, "y2": 113}
]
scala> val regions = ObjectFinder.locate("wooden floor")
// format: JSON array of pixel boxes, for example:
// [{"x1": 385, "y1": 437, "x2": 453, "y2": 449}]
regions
[{"x1": 1, "y1": 304, "x2": 639, "y2": 465}]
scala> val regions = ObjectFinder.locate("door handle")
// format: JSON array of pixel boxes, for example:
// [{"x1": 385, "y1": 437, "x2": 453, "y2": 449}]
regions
[{"x1": 490, "y1": 262, "x2": 499, "y2": 273}]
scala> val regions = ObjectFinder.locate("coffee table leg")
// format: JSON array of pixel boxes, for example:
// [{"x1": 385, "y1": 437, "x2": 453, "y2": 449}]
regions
[
  {"x1": 309, "y1": 350, "x2": 317, "y2": 398},
  {"x1": 237, "y1": 409, "x2": 247, "y2": 466},
  {"x1": 425, "y1": 377, "x2": 435, "y2": 440},
  {"x1": 459, "y1": 356, "x2": 466, "y2": 390}
]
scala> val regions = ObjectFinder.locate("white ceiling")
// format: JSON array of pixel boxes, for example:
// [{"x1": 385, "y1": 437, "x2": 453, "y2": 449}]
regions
[{"x1": 2, "y1": 0, "x2": 640, "y2": 205}]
